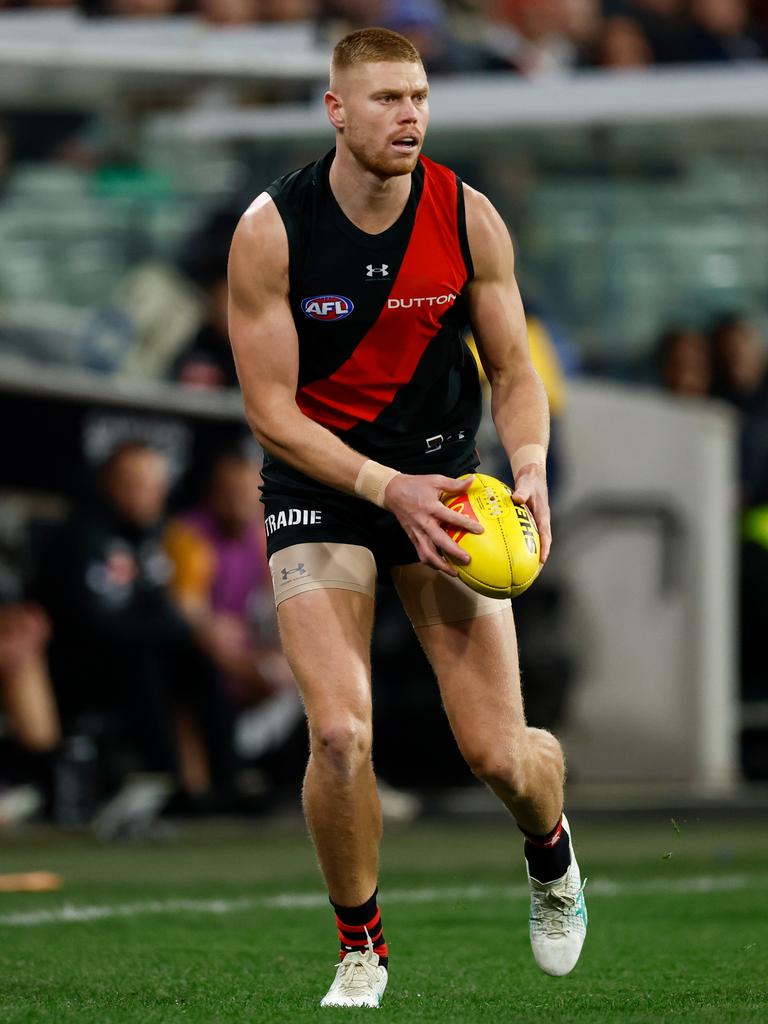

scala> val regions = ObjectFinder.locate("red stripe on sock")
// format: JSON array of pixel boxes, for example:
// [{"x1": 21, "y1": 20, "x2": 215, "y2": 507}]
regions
[
  {"x1": 334, "y1": 910, "x2": 381, "y2": 933},
  {"x1": 523, "y1": 815, "x2": 564, "y2": 849},
  {"x1": 340, "y1": 925, "x2": 383, "y2": 944}
]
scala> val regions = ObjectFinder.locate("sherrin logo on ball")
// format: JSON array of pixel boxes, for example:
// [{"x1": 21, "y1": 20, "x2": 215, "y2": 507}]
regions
[
  {"x1": 301, "y1": 295, "x2": 354, "y2": 321},
  {"x1": 441, "y1": 473, "x2": 541, "y2": 599}
]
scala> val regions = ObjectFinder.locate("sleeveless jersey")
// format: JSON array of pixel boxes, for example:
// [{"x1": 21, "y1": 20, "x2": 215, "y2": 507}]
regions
[{"x1": 261, "y1": 149, "x2": 482, "y2": 497}]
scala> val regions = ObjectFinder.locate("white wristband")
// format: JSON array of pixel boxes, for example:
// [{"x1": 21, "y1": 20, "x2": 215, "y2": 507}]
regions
[
  {"x1": 511, "y1": 444, "x2": 547, "y2": 478},
  {"x1": 354, "y1": 460, "x2": 400, "y2": 508}
]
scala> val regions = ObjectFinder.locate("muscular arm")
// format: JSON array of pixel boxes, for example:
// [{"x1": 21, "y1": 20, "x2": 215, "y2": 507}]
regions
[
  {"x1": 464, "y1": 186, "x2": 552, "y2": 561},
  {"x1": 228, "y1": 193, "x2": 480, "y2": 573},
  {"x1": 228, "y1": 194, "x2": 369, "y2": 495}
]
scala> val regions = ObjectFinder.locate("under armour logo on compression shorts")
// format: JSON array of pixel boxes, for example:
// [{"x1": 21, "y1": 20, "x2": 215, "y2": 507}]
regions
[{"x1": 281, "y1": 563, "x2": 308, "y2": 581}]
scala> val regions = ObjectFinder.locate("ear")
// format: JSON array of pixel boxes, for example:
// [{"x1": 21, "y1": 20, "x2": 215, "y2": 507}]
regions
[{"x1": 325, "y1": 90, "x2": 345, "y2": 131}]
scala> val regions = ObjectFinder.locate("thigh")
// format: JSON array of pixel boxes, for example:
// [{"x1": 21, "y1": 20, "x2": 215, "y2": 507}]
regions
[
  {"x1": 269, "y1": 542, "x2": 377, "y2": 608},
  {"x1": 277, "y1": 575, "x2": 376, "y2": 729},
  {"x1": 411, "y1": 599, "x2": 526, "y2": 754},
  {"x1": 392, "y1": 560, "x2": 505, "y2": 628}
]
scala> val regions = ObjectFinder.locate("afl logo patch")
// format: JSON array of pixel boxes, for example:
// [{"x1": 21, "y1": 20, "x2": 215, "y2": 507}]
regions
[{"x1": 301, "y1": 295, "x2": 354, "y2": 321}]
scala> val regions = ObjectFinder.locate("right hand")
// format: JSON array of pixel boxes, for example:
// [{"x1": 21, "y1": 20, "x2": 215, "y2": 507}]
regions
[{"x1": 383, "y1": 473, "x2": 484, "y2": 575}]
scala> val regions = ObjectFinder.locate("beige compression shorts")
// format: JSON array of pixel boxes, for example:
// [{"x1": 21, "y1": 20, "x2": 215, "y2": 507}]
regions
[{"x1": 268, "y1": 542, "x2": 507, "y2": 628}]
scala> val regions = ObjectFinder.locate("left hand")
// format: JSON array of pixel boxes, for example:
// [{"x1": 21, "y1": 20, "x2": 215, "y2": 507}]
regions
[{"x1": 511, "y1": 463, "x2": 552, "y2": 564}]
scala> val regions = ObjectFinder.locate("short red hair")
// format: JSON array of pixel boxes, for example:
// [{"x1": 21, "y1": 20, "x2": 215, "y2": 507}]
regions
[{"x1": 331, "y1": 27, "x2": 423, "y2": 86}]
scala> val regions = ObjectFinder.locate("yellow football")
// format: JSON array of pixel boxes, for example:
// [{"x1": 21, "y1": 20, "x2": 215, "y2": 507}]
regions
[{"x1": 441, "y1": 473, "x2": 541, "y2": 599}]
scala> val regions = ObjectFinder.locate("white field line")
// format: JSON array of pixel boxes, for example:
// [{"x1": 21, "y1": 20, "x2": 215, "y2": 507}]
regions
[{"x1": 0, "y1": 874, "x2": 752, "y2": 928}]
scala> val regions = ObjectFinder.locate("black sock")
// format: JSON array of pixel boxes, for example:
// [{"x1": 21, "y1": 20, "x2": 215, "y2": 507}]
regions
[
  {"x1": 520, "y1": 813, "x2": 572, "y2": 883},
  {"x1": 331, "y1": 888, "x2": 388, "y2": 969}
]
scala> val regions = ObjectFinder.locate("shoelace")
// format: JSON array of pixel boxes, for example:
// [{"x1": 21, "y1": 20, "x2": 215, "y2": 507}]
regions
[
  {"x1": 531, "y1": 878, "x2": 588, "y2": 937},
  {"x1": 332, "y1": 954, "x2": 382, "y2": 994},
  {"x1": 331, "y1": 929, "x2": 381, "y2": 995}
]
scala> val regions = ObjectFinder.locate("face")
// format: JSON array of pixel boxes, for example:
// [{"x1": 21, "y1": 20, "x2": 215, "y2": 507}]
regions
[
  {"x1": 326, "y1": 61, "x2": 429, "y2": 179},
  {"x1": 662, "y1": 331, "x2": 712, "y2": 397},
  {"x1": 599, "y1": 16, "x2": 653, "y2": 68},
  {"x1": 103, "y1": 449, "x2": 170, "y2": 527},
  {"x1": 691, "y1": 0, "x2": 747, "y2": 35},
  {"x1": 717, "y1": 322, "x2": 765, "y2": 393},
  {"x1": 207, "y1": 458, "x2": 262, "y2": 536}
]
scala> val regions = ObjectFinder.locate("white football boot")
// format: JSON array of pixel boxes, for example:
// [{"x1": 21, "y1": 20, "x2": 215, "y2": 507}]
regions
[
  {"x1": 320, "y1": 931, "x2": 388, "y2": 1009},
  {"x1": 527, "y1": 814, "x2": 588, "y2": 976}
]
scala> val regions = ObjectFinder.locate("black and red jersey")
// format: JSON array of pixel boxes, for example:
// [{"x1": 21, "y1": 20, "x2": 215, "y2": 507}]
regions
[{"x1": 261, "y1": 149, "x2": 482, "y2": 496}]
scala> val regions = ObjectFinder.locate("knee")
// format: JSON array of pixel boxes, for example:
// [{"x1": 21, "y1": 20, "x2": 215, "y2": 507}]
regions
[
  {"x1": 464, "y1": 728, "x2": 564, "y2": 797},
  {"x1": 466, "y1": 748, "x2": 530, "y2": 797},
  {"x1": 310, "y1": 717, "x2": 372, "y2": 779}
]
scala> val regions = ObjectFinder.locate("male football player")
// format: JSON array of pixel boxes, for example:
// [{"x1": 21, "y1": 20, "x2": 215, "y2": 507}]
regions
[{"x1": 228, "y1": 26, "x2": 587, "y2": 1008}]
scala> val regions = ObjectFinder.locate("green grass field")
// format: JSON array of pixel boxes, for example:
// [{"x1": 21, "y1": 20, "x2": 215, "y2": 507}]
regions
[{"x1": 1, "y1": 812, "x2": 766, "y2": 1023}]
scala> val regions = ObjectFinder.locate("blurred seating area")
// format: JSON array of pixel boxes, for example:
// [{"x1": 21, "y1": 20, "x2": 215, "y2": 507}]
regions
[
  {"x1": 1, "y1": 4, "x2": 767, "y2": 380},
  {"x1": 0, "y1": 2, "x2": 766, "y2": 72},
  {"x1": 0, "y1": 435, "x2": 317, "y2": 832},
  {"x1": 1, "y1": 115, "x2": 767, "y2": 383}
]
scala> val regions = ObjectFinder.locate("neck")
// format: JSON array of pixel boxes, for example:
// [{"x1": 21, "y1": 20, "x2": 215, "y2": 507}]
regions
[{"x1": 329, "y1": 144, "x2": 412, "y2": 235}]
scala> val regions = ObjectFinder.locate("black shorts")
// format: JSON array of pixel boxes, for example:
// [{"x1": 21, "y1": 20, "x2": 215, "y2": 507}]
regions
[
  {"x1": 262, "y1": 488, "x2": 418, "y2": 574},
  {"x1": 262, "y1": 456, "x2": 479, "y2": 575}
]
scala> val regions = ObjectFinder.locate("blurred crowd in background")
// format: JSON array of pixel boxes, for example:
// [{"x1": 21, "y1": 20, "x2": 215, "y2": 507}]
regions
[
  {"x1": 1, "y1": 1, "x2": 767, "y2": 72},
  {"x1": 2, "y1": 0, "x2": 768, "y2": 828},
  {"x1": 0, "y1": 439, "x2": 307, "y2": 834},
  {"x1": 656, "y1": 315, "x2": 768, "y2": 724}
]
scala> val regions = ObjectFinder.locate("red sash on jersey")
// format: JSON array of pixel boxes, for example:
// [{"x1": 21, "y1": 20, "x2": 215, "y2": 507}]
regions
[{"x1": 296, "y1": 157, "x2": 469, "y2": 433}]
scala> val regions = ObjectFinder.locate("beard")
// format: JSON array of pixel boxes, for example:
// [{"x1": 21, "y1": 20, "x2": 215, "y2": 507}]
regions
[{"x1": 341, "y1": 124, "x2": 421, "y2": 179}]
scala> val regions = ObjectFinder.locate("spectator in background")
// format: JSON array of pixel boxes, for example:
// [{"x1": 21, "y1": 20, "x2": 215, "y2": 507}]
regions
[
  {"x1": 595, "y1": 11, "x2": 655, "y2": 66},
  {"x1": 598, "y1": 2, "x2": 688, "y2": 64},
  {"x1": 380, "y1": 0, "x2": 512, "y2": 73},
  {"x1": 655, "y1": 325, "x2": 712, "y2": 397},
  {"x1": 706, "y1": 313, "x2": 768, "y2": 718},
  {"x1": 164, "y1": 448, "x2": 301, "y2": 773},
  {"x1": 198, "y1": 0, "x2": 260, "y2": 25},
  {"x1": 0, "y1": 603, "x2": 60, "y2": 824},
  {"x1": 684, "y1": 0, "x2": 767, "y2": 61},
  {"x1": 165, "y1": 448, "x2": 293, "y2": 706},
  {"x1": 171, "y1": 203, "x2": 243, "y2": 390},
  {"x1": 710, "y1": 314, "x2": 768, "y2": 507},
  {"x1": 318, "y1": 0, "x2": 381, "y2": 34},
  {"x1": 711, "y1": 313, "x2": 768, "y2": 411},
  {"x1": 169, "y1": 259, "x2": 238, "y2": 390},
  {"x1": 30, "y1": 441, "x2": 238, "y2": 817},
  {"x1": 81, "y1": 0, "x2": 179, "y2": 16},
  {"x1": 259, "y1": 0, "x2": 316, "y2": 19},
  {"x1": 488, "y1": 0, "x2": 587, "y2": 74}
]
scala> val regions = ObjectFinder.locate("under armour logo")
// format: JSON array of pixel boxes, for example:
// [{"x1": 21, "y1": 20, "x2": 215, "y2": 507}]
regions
[
  {"x1": 366, "y1": 264, "x2": 389, "y2": 278},
  {"x1": 281, "y1": 563, "x2": 307, "y2": 581}
]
